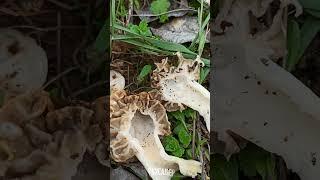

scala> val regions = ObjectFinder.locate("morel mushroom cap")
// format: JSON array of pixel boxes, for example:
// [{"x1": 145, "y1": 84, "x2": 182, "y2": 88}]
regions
[
  {"x1": 152, "y1": 52, "x2": 210, "y2": 131},
  {"x1": 110, "y1": 91, "x2": 201, "y2": 179},
  {"x1": 0, "y1": 29, "x2": 47, "y2": 97},
  {"x1": 0, "y1": 91, "x2": 105, "y2": 180},
  {"x1": 110, "y1": 70, "x2": 125, "y2": 92},
  {"x1": 110, "y1": 72, "x2": 201, "y2": 179}
]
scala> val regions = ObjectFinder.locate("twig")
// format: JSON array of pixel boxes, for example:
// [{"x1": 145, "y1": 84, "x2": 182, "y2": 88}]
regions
[
  {"x1": 56, "y1": 11, "x2": 62, "y2": 81},
  {"x1": 46, "y1": 0, "x2": 77, "y2": 10},
  {"x1": 70, "y1": 80, "x2": 108, "y2": 98},
  {"x1": 198, "y1": 131, "x2": 206, "y2": 180},
  {"x1": 126, "y1": 0, "x2": 134, "y2": 26},
  {"x1": 131, "y1": 8, "x2": 197, "y2": 17},
  {"x1": 192, "y1": 113, "x2": 197, "y2": 158},
  {"x1": 0, "y1": 7, "x2": 53, "y2": 16},
  {"x1": 9, "y1": 25, "x2": 84, "y2": 32},
  {"x1": 42, "y1": 67, "x2": 79, "y2": 89}
]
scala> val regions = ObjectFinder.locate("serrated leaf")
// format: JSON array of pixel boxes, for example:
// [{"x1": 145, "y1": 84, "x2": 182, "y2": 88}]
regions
[
  {"x1": 178, "y1": 128, "x2": 192, "y2": 148},
  {"x1": 137, "y1": 64, "x2": 152, "y2": 82},
  {"x1": 163, "y1": 135, "x2": 180, "y2": 152}
]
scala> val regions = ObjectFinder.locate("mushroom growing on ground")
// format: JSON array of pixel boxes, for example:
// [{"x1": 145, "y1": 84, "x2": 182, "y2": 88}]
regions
[
  {"x1": 213, "y1": 0, "x2": 320, "y2": 179},
  {"x1": 151, "y1": 53, "x2": 210, "y2": 131},
  {"x1": 0, "y1": 29, "x2": 47, "y2": 99},
  {"x1": 0, "y1": 91, "x2": 107, "y2": 179},
  {"x1": 110, "y1": 70, "x2": 202, "y2": 180}
]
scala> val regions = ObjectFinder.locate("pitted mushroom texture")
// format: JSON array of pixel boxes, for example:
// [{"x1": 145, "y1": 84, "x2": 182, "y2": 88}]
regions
[
  {"x1": 110, "y1": 70, "x2": 125, "y2": 92},
  {"x1": 152, "y1": 53, "x2": 210, "y2": 131},
  {"x1": 110, "y1": 89, "x2": 201, "y2": 179},
  {"x1": 0, "y1": 29, "x2": 47, "y2": 96},
  {"x1": 0, "y1": 91, "x2": 107, "y2": 180}
]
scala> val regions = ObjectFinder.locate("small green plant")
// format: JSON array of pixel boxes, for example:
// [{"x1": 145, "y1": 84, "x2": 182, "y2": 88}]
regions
[
  {"x1": 137, "y1": 64, "x2": 152, "y2": 83},
  {"x1": 212, "y1": 143, "x2": 277, "y2": 180},
  {"x1": 150, "y1": 0, "x2": 171, "y2": 23},
  {"x1": 162, "y1": 108, "x2": 202, "y2": 160},
  {"x1": 129, "y1": 20, "x2": 153, "y2": 37}
]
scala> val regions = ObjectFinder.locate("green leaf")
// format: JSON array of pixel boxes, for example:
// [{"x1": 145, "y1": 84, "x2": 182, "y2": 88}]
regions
[
  {"x1": 128, "y1": 20, "x2": 152, "y2": 37},
  {"x1": 150, "y1": 0, "x2": 170, "y2": 23},
  {"x1": 173, "y1": 123, "x2": 185, "y2": 135},
  {"x1": 170, "y1": 111, "x2": 187, "y2": 129},
  {"x1": 298, "y1": 0, "x2": 320, "y2": 11},
  {"x1": 212, "y1": 154, "x2": 239, "y2": 180},
  {"x1": 171, "y1": 172, "x2": 185, "y2": 180},
  {"x1": 183, "y1": 108, "x2": 196, "y2": 120},
  {"x1": 178, "y1": 128, "x2": 192, "y2": 148},
  {"x1": 306, "y1": 9, "x2": 320, "y2": 18},
  {"x1": 256, "y1": 157, "x2": 267, "y2": 180},
  {"x1": 238, "y1": 145, "x2": 258, "y2": 177},
  {"x1": 172, "y1": 145, "x2": 185, "y2": 157},
  {"x1": 286, "y1": 19, "x2": 301, "y2": 71},
  {"x1": 298, "y1": 16, "x2": 320, "y2": 60},
  {"x1": 286, "y1": 16, "x2": 320, "y2": 71},
  {"x1": 266, "y1": 154, "x2": 277, "y2": 180},
  {"x1": 163, "y1": 135, "x2": 180, "y2": 152},
  {"x1": 185, "y1": 148, "x2": 193, "y2": 159},
  {"x1": 199, "y1": 66, "x2": 210, "y2": 84},
  {"x1": 137, "y1": 64, "x2": 152, "y2": 82},
  {"x1": 93, "y1": 19, "x2": 109, "y2": 53}
]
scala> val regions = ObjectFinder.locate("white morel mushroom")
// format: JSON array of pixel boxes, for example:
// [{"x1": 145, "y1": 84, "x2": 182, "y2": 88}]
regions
[
  {"x1": 152, "y1": 53, "x2": 210, "y2": 131},
  {"x1": 0, "y1": 29, "x2": 47, "y2": 97},
  {"x1": 213, "y1": 0, "x2": 320, "y2": 179},
  {"x1": 110, "y1": 70, "x2": 201, "y2": 180}
]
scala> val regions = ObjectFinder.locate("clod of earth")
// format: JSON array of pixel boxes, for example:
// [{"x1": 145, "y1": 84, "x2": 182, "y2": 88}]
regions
[
  {"x1": 0, "y1": 91, "x2": 107, "y2": 179},
  {"x1": 213, "y1": 0, "x2": 320, "y2": 179},
  {"x1": 110, "y1": 70, "x2": 202, "y2": 180},
  {"x1": 0, "y1": 29, "x2": 47, "y2": 99},
  {"x1": 151, "y1": 53, "x2": 210, "y2": 131}
]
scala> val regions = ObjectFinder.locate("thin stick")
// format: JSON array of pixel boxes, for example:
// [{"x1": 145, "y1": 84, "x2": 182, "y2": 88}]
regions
[
  {"x1": 132, "y1": 8, "x2": 197, "y2": 17},
  {"x1": 126, "y1": 0, "x2": 134, "y2": 26},
  {"x1": 46, "y1": 0, "x2": 77, "y2": 10},
  {"x1": 0, "y1": 7, "x2": 53, "y2": 16},
  {"x1": 70, "y1": 80, "x2": 108, "y2": 98},
  {"x1": 42, "y1": 67, "x2": 79, "y2": 89},
  {"x1": 9, "y1": 25, "x2": 84, "y2": 32},
  {"x1": 56, "y1": 12, "x2": 62, "y2": 79},
  {"x1": 192, "y1": 113, "x2": 197, "y2": 158}
]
